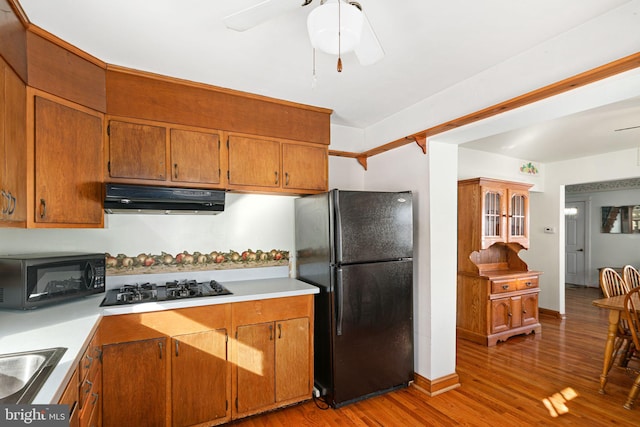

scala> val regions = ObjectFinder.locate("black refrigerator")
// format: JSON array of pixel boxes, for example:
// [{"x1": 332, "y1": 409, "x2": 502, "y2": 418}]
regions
[{"x1": 295, "y1": 189, "x2": 414, "y2": 407}]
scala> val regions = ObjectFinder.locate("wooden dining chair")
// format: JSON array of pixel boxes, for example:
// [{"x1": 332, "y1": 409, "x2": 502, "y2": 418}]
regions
[
  {"x1": 600, "y1": 267, "x2": 630, "y2": 297},
  {"x1": 622, "y1": 286, "x2": 640, "y2": 409},
  {"x1": 600, "y1": 267, "x2": 634, "y2": 370},
  {"x1": 624, "y1": 265, "x2": 640, "y2": 291}
]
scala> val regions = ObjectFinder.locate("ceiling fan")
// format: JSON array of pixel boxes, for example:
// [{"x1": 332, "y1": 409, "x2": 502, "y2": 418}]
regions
[{"x1": 223, "y1": 0, "x2": 385, "y2": 68}]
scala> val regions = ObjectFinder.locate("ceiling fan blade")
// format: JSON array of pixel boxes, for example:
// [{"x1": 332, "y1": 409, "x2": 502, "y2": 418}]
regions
[
  {"x1": 354, "y1": 10, "x2": 384, "y2": 66},
  {"x1": 223, "y1": 0, "x2": 304, "y2": 32}
]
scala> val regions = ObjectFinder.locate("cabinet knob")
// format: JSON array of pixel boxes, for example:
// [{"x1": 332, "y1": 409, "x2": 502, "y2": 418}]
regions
[
  {"x1": 525, "y1": 282, "x2": 532, "y2": 287},
  {"x1": 502, "y1": 284, "x2": 509, "y2": 290}
]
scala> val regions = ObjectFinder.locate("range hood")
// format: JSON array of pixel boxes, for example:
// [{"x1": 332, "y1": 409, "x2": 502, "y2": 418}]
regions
[{"x1": 104, "y1": 184, "x2": 225, "y2": 215}]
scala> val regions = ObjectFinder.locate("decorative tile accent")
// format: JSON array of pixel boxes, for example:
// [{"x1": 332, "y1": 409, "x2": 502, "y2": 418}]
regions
[
  {"x1": 106, "y1": 249, "x2": 289, "y2": 276},
  {"x1": 566, "y1": 178, "x2": 640, "y2": 194}
]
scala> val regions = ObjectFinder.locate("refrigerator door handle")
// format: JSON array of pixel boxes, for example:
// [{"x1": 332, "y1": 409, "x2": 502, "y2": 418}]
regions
[
  {"x1": 336, "y1": 267, "x2": 344, "y2": 336},
  {"x1": 334, "y1": 190, "x2": 343, "y2": 263}
]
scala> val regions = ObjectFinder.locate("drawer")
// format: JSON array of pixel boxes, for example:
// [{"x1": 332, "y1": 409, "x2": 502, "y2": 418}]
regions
[
  {"x1": 79, "y1": 372, "x2": 101, "y2": 427},
  {"x1": 517, "y1": 276, "x2": 539, "y2": 290},
  {"x1": 79, "y1": 333, "x2": 101, "y2": 383},
  {"x1": 491, "y1": 279, "x2": 517, "y2": 294}
]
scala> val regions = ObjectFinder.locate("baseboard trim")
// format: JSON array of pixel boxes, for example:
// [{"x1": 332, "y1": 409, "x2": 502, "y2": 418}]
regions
[
  {"x1": 412, "y1": 372, "x2": 460, "y2": 397},
  {"x1": 539, "y1": 307, "x2": 566, "y2": 320}
]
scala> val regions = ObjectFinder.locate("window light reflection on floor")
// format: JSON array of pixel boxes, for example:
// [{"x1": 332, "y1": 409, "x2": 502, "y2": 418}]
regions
[{"x1": 542, "y1": 387, "x2": 578, "y2": 417}]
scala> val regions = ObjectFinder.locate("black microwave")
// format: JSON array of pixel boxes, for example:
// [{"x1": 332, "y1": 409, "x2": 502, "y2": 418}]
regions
[{"x1": 0, "y1": 253, "x2": 105, "y2": 309}]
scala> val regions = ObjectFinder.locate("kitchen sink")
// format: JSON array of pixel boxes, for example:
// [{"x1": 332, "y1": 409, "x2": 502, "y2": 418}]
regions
[{"x1": 0, "y1": 347, "x2": 67, "y2": 404}]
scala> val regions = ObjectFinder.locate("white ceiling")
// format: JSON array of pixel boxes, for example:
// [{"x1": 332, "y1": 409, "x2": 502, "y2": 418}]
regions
[{"x1": 16, "y1": 0, "x2": 640, "y2": 162}]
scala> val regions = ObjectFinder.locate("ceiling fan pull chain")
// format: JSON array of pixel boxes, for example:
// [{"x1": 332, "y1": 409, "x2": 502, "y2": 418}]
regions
[
  {"x1": 337, "y1": 0, "x2": 343, "y2": 72},
  {"x1": 312, "y1": 48, "x2": 318, "y2": 88}
]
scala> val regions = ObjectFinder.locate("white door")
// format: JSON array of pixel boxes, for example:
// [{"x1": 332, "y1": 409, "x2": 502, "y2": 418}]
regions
[{"x1": 565, "y1": 201, "x2": 586, "y2": 285}]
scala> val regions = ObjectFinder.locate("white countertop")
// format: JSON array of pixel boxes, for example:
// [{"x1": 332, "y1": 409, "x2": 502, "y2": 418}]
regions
[{"x1": 0, "y1": 277, "x2": 318, "y2": 404}]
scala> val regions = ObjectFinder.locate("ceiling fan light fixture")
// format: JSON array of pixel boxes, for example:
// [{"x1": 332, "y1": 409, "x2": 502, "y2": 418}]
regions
[{"x1": 307, "y1": 0, "x2": 363, "y2": 56}]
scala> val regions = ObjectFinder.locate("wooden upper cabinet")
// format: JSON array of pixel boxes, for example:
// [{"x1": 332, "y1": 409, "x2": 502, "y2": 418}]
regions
[
  {"x1": 227, "y1": 135, "x2": 281, "y2": 189},
  {"x1": 282, "y1": 143, "x2": 327, "y2": 192},
  {"x1": 108, "y1": 120, "x2": 166, "y2": 181},
  {"x1": 458, "y1": 178, "x2": 532, "y2": 253},
  {"x1": 170, "y1": 128, "x2": 221, "y2": 185},
  {"x1": 33, "y1": 93, "x2": 103, "y2": 227},
  {"x1": 227, "y1": 134, "x2": 328, "y2": 194},
  {"x1": 106, "y1": 117, "x2": 225, "y2": 189},
  {"x1": 0, "y1": 57, "x2": 27, "y2": 225}
]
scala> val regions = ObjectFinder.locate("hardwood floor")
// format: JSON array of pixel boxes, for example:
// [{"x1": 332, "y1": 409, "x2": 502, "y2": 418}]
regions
[{"x1": 231, "y1": 285, "x2": 640, "y2": 426}]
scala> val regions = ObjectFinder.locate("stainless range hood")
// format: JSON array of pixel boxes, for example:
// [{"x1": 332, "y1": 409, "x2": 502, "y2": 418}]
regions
[{"x1": 104, "y1": 184, "x2": 225, "y2": 215}]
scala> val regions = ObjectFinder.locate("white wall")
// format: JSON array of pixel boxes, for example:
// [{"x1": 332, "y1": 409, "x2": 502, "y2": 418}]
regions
[
  {"x1": 566, "y1": 188, "x2": 640, "y2": 286},
  {"x1": 0, "y1": 193, "x2": 296, "y2": 259},
  {"x1": 527, "y1": 148, "x2": 640, "y2": 313},
  {"x1": 458, "y1": 148, "x2": 544, "y2": 191}
]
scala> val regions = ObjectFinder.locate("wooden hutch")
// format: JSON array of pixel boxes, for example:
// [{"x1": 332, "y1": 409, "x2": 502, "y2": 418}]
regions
[{"x1": 457, "y1": 177, "x2": 542, "y2": 346}]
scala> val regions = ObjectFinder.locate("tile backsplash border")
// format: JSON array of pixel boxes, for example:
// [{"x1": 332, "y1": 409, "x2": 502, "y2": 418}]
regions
[{"x1": 106, "y1": 248, "x2": 289, "y2": 276}]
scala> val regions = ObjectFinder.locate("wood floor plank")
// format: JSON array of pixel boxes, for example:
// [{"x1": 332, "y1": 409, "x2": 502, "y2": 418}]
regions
[{"x1": 231, "y1": 286, "x2": 640, "y2": 426}]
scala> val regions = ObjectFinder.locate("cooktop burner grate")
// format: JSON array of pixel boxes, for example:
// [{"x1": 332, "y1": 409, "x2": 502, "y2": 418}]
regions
[{"x1": 100, "y1": 279, "x2": 231, "y2": 307}]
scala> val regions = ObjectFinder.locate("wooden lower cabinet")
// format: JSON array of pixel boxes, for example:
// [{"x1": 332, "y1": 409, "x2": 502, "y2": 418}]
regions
[
  {"x1": 102, "y1": 337, "x2": 167, "y2": 427},
  {"x1": 457, "y1": 273, "x2": 541, "y2": 346},
  {"x1": 59, "y1": 369, "x2": 79, "y2": 427},
  {"x1": 98, "y1": 298, "x2": 312, "y2": 425},
  {"x1": 171, "y1": 329, "x2": 229, "y2": 427},
  {"x1": 99, "y1": 304, "x2": 231, "y2": 427},
  {"x1": 232, "y1": 296, "x2": 313, "y2": 419},
  {"x1": 235, "y1": 318, "x2": 310, "y2": 414}
]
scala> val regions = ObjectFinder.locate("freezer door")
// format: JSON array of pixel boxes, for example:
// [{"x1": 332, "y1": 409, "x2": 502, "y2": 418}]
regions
[
  {"x1": 334, "y1": 190, "x2": 413, "y2": 264},
  {"x1": 331, "y1": 259, "x2": 414, "y2": 406}
]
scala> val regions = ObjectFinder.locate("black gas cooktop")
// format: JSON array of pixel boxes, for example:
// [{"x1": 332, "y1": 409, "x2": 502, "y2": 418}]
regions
[{"x1": 100, "y1": 279, "x2": 232, "y2": 307}]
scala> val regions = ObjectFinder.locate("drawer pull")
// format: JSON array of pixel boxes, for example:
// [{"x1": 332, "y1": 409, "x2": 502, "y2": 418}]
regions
[
  {"x1": 502, "y1": 284, "x2": 509, "y2": 290},
  {"x1": 525, "y1": 281, "x2": 533, "y2": 287},
  {"x1": 269, "y1": 324, "x2": 274, "y2": 341},
  {"x1": 84, "y1": 354, "x2": 93, "y2": 369},
  {"x1": 83, "y1": 380, "x2": 93, "y2": 395},
  {"x1": 90, "y1": 392, "x2": 99, "y2": 405}
]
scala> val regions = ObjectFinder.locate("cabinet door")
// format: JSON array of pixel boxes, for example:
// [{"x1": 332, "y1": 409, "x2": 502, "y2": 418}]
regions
[
  {"x1": 236, "y1": 322, "x2": 275, "y2": 414},
  {"x1": 282, "y1": 143, "x2": 327, "y2": 192},
  {"x1": 3, "y1": 64, "x2": 26, "y2": 222},
  {"x1": 521, "y1": 293, "x2": 539, "y2": 326},
  {"x1": 108, "y1": 120, "x2": 166, "y2": 180},
  {"x1": 102, "y1": 337, "x2": 167, "y2": 427},
  {"x1": 34, "y1": 96, "x2": 103, "y2": 225},
  {"x1": 480, "y1": 184, "x2": 507, "y2": 249},
  {"x1": 172, "y1": 329, "x2": 229, "y2": 427},
  {"x1": 490, "y1": 296, "x2": 522, "y2": 334},
  {"x1": 275, "y1": 317, "x2": 310, "y2": 402},
  {"x1": 170, "y1": 129, "x2": 221, "y2": 185},
  {"x1": 227, "y1": 135, "x2": 280, "y2": 188},
  {"x1": 507, "y1": 188, "x2": 530, "y2": 247}
]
